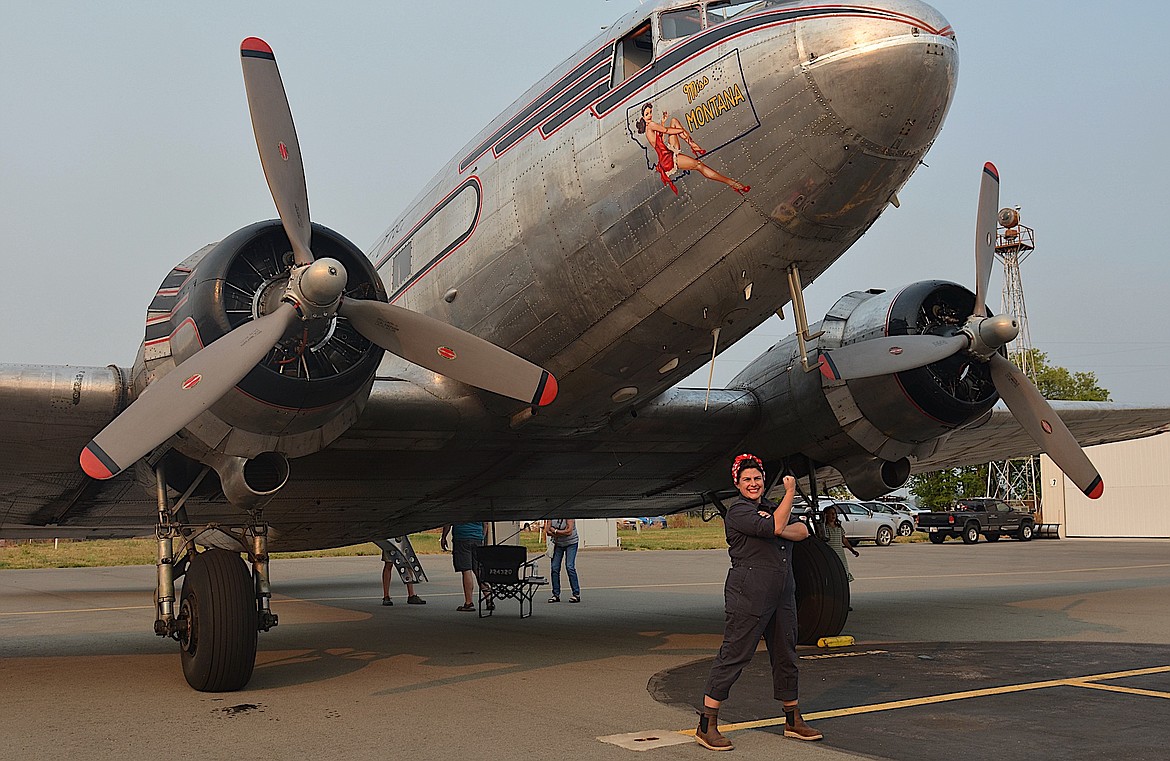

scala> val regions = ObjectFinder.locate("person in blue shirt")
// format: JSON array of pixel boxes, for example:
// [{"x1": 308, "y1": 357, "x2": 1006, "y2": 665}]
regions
[
  {"x1": 695, "y1": 454, "x2": 821, "y2": 751},
  {"x1": 441, "y1": 522, "x2": 489, "y2": 612}
]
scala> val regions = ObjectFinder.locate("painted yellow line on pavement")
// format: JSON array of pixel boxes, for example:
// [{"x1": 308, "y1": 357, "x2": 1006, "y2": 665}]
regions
[
  {"x1": 863, "y1": 562, "x2": 1170, "y2": 582},
  {"x1": 0, "y1": 604, "x2": 152, "y2": 616},
  {"x1": 681, "y1": 665, "x2": 1170, "y2": 735},
  {"x1": 1070, "y1": 681, "x2": 1170, "y2": 700}
]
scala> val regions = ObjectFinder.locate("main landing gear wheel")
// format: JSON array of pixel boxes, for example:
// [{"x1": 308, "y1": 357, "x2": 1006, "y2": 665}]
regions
[
  {"x1": 794, "y1": 537, "x2": 850, "y2": 645},
  {"x1": 178, "y1": 549, "x2": 258, "y2": 692}
]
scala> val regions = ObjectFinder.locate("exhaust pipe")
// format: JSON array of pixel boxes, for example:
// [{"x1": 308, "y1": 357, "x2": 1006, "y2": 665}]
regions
[
  {"x1": 837, "y1": 456, "x2": 911, "y2": 500},
  {"x1": 211, "y1": 451, "x2": 290, "y2": 508}
]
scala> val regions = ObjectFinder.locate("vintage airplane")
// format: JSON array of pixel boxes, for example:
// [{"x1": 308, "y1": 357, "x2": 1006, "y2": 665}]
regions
[{"x1": 2, "y1": 0, "x2": 1167, "y2": 692}]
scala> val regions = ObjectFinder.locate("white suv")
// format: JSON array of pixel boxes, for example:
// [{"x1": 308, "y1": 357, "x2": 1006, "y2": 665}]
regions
[
  {"x1": 822, "y1": 500, "x2": 898, "y2": 546},
  {"x1": 863, "y1": 501, "x2": 917, "y2": 537}
]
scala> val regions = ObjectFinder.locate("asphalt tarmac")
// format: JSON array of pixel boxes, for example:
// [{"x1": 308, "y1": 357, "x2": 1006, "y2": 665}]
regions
[{"x1": 2, "y1": 538, "x2": 1168, "y2": 760}]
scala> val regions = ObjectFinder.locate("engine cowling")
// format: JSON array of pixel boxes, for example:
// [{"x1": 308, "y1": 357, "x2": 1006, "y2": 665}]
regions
[
  {"x1": 733, "y1": 280, "x2": 1001, "y2": 497},
  {"x1": 132, "y1": 220, "x2": 386, "y2": 461}
]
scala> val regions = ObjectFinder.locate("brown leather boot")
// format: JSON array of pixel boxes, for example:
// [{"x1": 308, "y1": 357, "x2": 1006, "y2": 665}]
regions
[
  {"x1": 783, "y1": 706, "x2": 823, "y2": 741},
  {"x1": 695, "y1": 706, "x2": 734, "y2": 751}
]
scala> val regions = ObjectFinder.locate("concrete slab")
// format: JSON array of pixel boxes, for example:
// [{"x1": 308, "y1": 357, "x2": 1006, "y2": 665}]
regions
[{"x1": 0, "y1": 539, "x2": 1166, "y2": 760}]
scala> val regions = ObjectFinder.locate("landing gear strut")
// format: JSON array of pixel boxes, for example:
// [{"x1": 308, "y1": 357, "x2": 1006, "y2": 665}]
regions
[{"x1": 151, "y1": 463, "x2": 277, "y2": 691}]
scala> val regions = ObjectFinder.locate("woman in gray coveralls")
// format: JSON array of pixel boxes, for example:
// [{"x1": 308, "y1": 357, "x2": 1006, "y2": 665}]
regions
[{"x1": 694, "y1": 454, "x2": 822, "y2": 751}]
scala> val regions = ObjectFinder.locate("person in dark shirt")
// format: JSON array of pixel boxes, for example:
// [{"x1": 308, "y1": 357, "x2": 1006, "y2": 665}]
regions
[{"x1": 695, "y1": 454, "x2": 821, "y2": 751}]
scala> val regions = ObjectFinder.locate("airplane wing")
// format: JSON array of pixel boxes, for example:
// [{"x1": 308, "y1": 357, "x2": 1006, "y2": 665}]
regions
[
  {"x1": 4, "y1": 362, "x2": 1167, "y2": 544},
  {"x1": 0, "y1": 364, "x2": 148, "y2": 539},
  {"x1": 908, "y1": 402, "x2": 1170, "y2": 475}
]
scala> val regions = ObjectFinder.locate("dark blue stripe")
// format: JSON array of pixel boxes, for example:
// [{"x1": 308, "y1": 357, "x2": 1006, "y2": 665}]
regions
[
  {"x1": 144, "y1": 322, "x2": 172, "y2": 342},
  {"x1": 84, "y1": 442, "x2": 121, "y2": 477},
  {"x1": 459, "y1": 44, "x2": 614, "y2": 173},
  {"x1": 148, "y1": 293, "x2": 179, "y2": 312},
  {"x1": 540, "y1": 79, "x2": 612, "y2": 137},
  {"x1": 821, "y1": 352, "x2": 841, "y2": 381},
  {"x1": 531, "y1": 371, "x2": 551, "y2": 407},
  {"x1": 241, "y1": 49, "x2": 276, "y2": 61},
  {"x1": 1083, "y1": 475, "x2": 1104, "y2": 498},
  {"x1": 493, "y1": 68, "x2": 610, "y2": 155}
]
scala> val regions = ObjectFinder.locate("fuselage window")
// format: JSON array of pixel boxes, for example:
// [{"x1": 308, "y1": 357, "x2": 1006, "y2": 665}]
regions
[
  {"x1": 375, "y1": 178, "x2": 480, "y2": 295},
  {"x1": 660, "y1": 6, "x2": 703, "y2": 40},
  {"x1": 706, "y1": 0, "x2": 766, "y2": 25},
  {"x1": 612, "y1": 21, "x2": 653, "y2": 86},
  {"x1": 391, "y1": 241, "x2": 412, "y2": 291}
]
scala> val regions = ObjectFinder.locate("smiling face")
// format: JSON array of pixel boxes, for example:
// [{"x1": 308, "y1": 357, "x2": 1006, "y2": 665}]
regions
[
  {"x1": 642, "y1": 103, "x2": 653, "y2": 120},
  {"x1": 735, "y1": 466, "x2": 765, "y2": 502}
]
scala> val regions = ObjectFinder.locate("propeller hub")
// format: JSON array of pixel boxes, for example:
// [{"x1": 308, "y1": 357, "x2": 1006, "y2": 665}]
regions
[
  {"x1": 963, "y1": 313, "x2": 1019, "y2": 360},
  {"x1": 299, "y1": 257, "x2": 347, "y2": 307},
  {"x1": 979, "y1": 314, "x2": 1020, "y2": 347}
]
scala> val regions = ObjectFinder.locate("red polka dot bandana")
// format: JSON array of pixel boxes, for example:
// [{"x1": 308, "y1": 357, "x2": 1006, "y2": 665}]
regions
[{"x1": 731, "y1": 453, "x2": 764, "y2": 483}]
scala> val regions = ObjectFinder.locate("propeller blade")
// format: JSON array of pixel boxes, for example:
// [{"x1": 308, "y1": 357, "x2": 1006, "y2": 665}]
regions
[
  {"x1": 241, "y1": 38, "x2": 314, "y2": 267},
  {"x1": 818, "y1": 334, "x2": 968, "y2": 381},
  {"x1": 973, "y1": 162, "x2": 999, "y2": 318},
  {"x1": 988, "y1": 353, "x2": 1104, "y2": 499},
  {"x1": 339, "y1": 299, "x2": 558, "y2": 407},
  {"x1": 80, "y1": 303, "x2": 299, "y2": 480}
]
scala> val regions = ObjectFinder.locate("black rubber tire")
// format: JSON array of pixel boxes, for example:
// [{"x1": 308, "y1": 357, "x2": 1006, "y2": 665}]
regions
[
  {"x1": 928, "y1": 533, "x2": 946, "y2": 544},
  {"x1": 875, "y1": 526, "x2": 894, "y2": 547},
  {"x1": 962, "y1": 523, "x2": 980, "y2": 544},
  {"x1": 1018, "y1": 522, "x2": 1034, "y2": 542},
  {"x1": 897, "y1": 521, "x2": 914, "y2": 537},
  {"x1": 794, "y1": 537, "x2": 849, "y2": 646},
  {"x1": 984, "y1": 532, "x2": 1001, "y2": 542},
  {"x1": 179, "y1": 549, "x2": 258, "y2": 692}
]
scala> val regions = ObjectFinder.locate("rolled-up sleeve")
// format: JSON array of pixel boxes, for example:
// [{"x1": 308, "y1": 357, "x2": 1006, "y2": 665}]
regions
[{"x1": 725, "y1": 504, "x2": 775, "y2": 538}]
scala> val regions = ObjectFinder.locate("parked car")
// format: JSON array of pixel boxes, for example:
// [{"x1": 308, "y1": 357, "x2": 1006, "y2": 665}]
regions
[
  {"x1": 617, "y1": 516, "x2": 667, "y2": 529},
  {"x1": 862, "y1": 501, "x2": 918, "y2": 537},
  {"x1": 824, "y1": 500, "x2": 897, "y2": 546}
]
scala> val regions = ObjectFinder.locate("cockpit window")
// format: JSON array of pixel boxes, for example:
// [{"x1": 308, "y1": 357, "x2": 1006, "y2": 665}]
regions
[
  {"x1": 613, "y1": 21, "x2": 654, "y2": 85},
  {"x1": 706, "y1": 0, "x2": 766, "y2": 25},
  {"x1": 661, "y1": 6, "x2": 703, "y2": 41}
]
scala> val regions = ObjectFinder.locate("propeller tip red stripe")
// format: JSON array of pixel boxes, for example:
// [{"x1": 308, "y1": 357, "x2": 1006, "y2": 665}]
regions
[
  {"x1": 1084, "y1": 476, "x2": 1104, "y2": 500},
  {"x1": 241, "y1": 37, "x2": 273, "y2": 55},
  {"x1": 818, "y1": 354, "x2": 840, "y2": 381},
  {"x1": 535, "y1": 372, "x2": 558, "y2": 407},
  {"x1": 983, "y1": 162, "x2": 999, "y2": 180},
  {"x1": 80, "y1": 443, "x2": 118, "y2": 480}
]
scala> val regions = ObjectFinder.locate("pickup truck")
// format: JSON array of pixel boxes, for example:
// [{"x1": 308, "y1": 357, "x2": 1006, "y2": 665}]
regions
[{"x1": 917, "y1": 498, "x2": 1035, "y2": 544}]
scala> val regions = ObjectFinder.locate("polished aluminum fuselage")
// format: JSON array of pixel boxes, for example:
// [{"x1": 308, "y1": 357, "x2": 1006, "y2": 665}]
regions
[{"x1": 369, "y1": 0, "x2": 957, "y2": 430}]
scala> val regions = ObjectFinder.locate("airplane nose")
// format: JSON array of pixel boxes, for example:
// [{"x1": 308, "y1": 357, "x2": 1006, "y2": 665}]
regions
[{"x1": 798, "y1": 1, "x2": 958, "y2": 155}]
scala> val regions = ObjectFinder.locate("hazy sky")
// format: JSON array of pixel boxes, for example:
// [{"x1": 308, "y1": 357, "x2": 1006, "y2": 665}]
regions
[{"x1": 3, "y1": 1, "x2": 1167, "y2": 405}]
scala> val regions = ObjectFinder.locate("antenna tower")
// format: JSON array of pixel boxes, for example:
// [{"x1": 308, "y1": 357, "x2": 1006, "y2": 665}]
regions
[{"x1": 986, "y1": 207, "x2": 1040, "y2": 511}]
